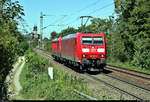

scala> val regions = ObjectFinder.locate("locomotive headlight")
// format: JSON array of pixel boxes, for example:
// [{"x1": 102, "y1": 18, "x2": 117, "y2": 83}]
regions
[
  {"x1": 97, "y1": 48, "x2": 105, "y2": 52},
  {"x1": 82, "y1": 48, "x2": 89, "y2": 52},
  {"x1": 99, "y1": 55, "x2": 104, "y2": 57},
  {"x1": 82, "y1": 55, "x2": 88, "y2": 57}
]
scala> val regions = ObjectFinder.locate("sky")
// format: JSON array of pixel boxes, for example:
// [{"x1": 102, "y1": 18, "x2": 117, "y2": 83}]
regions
[{"x1": 17, "y1": 0, "x2": 115, "y2": 38}]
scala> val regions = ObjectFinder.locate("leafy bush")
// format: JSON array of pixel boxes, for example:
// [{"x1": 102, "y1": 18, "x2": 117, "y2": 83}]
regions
[
  {"x1": 131, "y1": 39, "x2": 150, "y2": 69},
  {"x1": 17, "y1": 40, "x2": 29, "y2": 56},
  {"x1": 24, "y1": 49, "x2": 48, "y2": 77}
]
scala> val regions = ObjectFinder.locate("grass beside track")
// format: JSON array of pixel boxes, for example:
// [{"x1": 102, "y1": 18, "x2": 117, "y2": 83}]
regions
[
  {"x1": 13, "y1": 49, "x2": 91, "y2": 100},
  {"x1": 11, "y1": 49, "x2": 128, "y2": 100},
  {"x1": 107, "y1": 60, "x2": 150, "y2": 74}
]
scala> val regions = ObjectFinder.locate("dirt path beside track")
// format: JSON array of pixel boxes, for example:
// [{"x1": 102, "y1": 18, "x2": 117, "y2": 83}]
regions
[
  {"x1": 5, "y1": 56, "x2": 25, "y2": 99},
  {"x1": 13, "y1": 56, "x2": 25, "y2": 95}
]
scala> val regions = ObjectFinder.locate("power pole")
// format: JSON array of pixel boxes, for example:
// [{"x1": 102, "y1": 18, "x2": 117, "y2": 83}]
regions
[
  {"x1": 39, "y1": 12, "x2": 68, "y2": 49},
  {"x1": 40, "y1": 12, "x2": 45, "y2": 49},
  {"x1": 109, "y1": 16, "x2": 114, "y2": 63}
]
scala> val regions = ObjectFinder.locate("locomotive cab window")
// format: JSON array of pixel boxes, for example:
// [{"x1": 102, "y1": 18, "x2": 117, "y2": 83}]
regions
[
  {"x1": 82, "y1": 37, "x2": 92, "y2": 45},
  {"x1": 93, "y1": 37, "x2": 103, "y2": 45},
  {"x1": 82, "y1": 36, "x2": 103, "y2": 45}
]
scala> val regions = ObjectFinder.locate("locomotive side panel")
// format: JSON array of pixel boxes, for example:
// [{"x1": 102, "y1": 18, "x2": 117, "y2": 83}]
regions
[
  {"x1": 51, "y1": 41, "x2": 58, "y2": 57},
  {"x1": 52, "y1": 37, "x2": 62, "y2": 59},
  {"x1": 73, "y1": 38, "x2": 78, "y2": 62},
  {"x1": 61, "y1": 37, "x2": 78, "y2": 62},
  {"x1": 58, "y1": 37, "x2": 62, "y2": 58},
  {"x1": 60, "y1": 39, "x2": 65, "y2": 59}
]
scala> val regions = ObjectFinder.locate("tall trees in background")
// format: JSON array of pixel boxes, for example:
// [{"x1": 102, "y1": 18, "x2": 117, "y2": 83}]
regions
[{"x1": 114, "y1": 0, "x2": 150, "y2": 68}]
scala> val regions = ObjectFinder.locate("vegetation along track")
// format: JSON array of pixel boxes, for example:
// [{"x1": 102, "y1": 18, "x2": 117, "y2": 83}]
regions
[{"x1": 34, "y1": 49, "x2": 150, "y2": 100}]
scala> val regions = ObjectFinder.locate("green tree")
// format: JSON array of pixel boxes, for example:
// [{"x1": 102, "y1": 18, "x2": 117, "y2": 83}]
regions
[
  {"x1": 90, "y1": 18, "x2": 111, "y2": 34},
  {"x1": 114, "y1": 0, "x2": 150, "y2": 68},
  {"x1": 59, "y1": 27, "x2": 77, "y2": 37},
  {"x1": 132, "y1": 39, "x2": 150, "y2": 68},
  {"x1": 0, "y1": 0, "x2": 25, "y2": 99},
  {"x1": 50, "y1": 31, "x2": 58, "y2": 40}
]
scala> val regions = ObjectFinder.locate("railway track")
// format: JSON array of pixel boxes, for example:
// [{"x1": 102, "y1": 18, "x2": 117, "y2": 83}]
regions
[
  {"x1": 102, "y1": 73, "x2": 150, "y2": 92},
  {"x1": 34, "y1": 49, "x2": 150, "y2": 100},
  {"x1": 106, "y1": 65, "x2": 150, "y2": 81},
  {"x1": 86, "y1": 74, "x2": 145, "y2": 101}
]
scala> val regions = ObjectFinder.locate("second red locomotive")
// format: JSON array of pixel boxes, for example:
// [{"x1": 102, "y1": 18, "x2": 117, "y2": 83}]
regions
[{"x1": 52, "y1": 32, "x2": 106, "y2": 72}]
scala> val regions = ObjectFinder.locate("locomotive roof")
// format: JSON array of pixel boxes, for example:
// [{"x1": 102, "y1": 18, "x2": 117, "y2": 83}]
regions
[
  {"x1": 62, "y1": 33, "x2": 76, "y2": 40},
  {"x1": 52, "y1": 32, "x2": 104, "y2": 42}
]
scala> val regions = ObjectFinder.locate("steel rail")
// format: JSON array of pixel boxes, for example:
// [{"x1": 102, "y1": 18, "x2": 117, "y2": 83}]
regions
[
  {"x1": 107, "y1": 64, "x2": 150, "y2": 76},
  {"x1": 105, "y1": 66, "x2": 150, "y2": 81},
  {"x1": 86, "y1": 74, "x2": 144, "y2": 101},
  {"x1": 102, "y1": 73, "x2": 150, "y2": 93},
  {"x1": 73, "y1": 89, "x2": 97, "y2": 100}
]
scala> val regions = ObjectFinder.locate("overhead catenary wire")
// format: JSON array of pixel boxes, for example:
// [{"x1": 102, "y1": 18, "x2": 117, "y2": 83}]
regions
[
  {"x1": 38, "y1": 0, "x2": 114, "y2": 33},
  {"x1": 44, "y1": 15, "x2": 68, "y2": 29},
  {"x1": 87, "y1": 2, "x2": 114, "y2": 15},
  {"x1": 19, "y1": 1, "x2": 114, "y2": 36},
  {"x1": 65, "y1": 2, "x2": 114, "y2": 27},
  {"x1": 76, "y1": 0, "x2": 102, "y2": 13},
  {"x1": 61, "y1": 0, "x2": 103, "y2": 25},
  {"x1": 44, "y1": 0, "x2": 115, "y2": 35},
  {"x1": 42, "y1": 24, "x2": 68, "y2": 30},
  {"x1": 51, "y1": 15, "x2": 67, "y2": 25}
]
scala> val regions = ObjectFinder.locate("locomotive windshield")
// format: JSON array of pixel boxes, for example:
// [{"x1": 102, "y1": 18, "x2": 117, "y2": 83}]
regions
[{"x1": 82, "y1": 36, "x2": 103, "y2": 45}]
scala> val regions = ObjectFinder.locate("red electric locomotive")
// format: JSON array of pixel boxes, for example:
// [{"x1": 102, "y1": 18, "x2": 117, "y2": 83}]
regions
[
  {"x1": 52, "y1": 32, "x2": 106, "y2": 72},
  {"x1": 51, "y1": 37, "x2": 62, "y2": 60}
]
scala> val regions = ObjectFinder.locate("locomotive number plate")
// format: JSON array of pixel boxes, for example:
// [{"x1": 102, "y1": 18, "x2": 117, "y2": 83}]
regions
[
  {"x1": 90, "y1": 55, "x2": 97, "y2": 57},
  {"x1": 91, "y1": 49, "x2": 96, "y2": 52}
]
